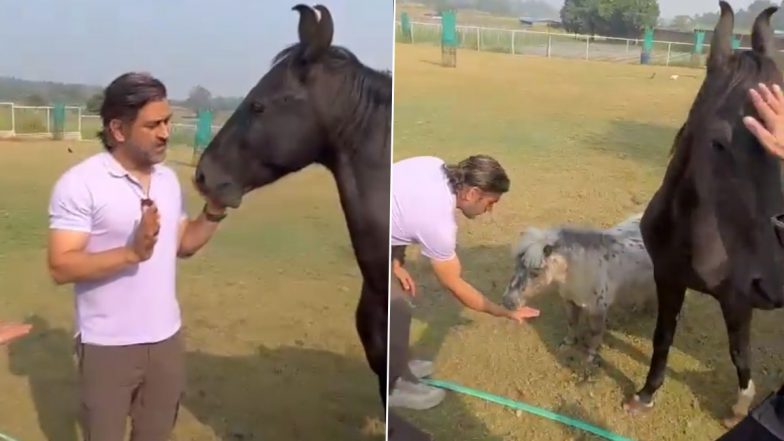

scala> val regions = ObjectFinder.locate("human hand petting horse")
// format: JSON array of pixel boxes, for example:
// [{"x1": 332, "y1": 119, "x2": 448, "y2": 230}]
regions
[{"x1": 745, "y1": 83, "x2": 784, "y2": 159}]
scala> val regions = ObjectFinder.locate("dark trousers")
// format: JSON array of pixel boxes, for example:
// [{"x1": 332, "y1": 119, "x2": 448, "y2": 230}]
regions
[
  {"x1": 75, "y1": 330, "x2": 186, "y2": 441},
  {"x1": 388, "y1": 246, "x2": 418, "y2": 395}
]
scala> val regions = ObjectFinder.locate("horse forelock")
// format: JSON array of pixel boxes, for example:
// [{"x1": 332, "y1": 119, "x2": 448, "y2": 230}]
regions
[
  {"x1": 671, "y1": 50, "x2": 782, "y2": 161},
  {"x1": 514, "y1": 227, "x2": 559, "y2": 269}
]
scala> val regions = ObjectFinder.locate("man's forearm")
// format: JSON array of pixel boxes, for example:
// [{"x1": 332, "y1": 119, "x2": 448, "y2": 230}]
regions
[
  {"x1": 446, "y1": 278, "x2": 509, "y2": 317},
  {"x1": 178, "y1": 213, "x2": 221, "y2": 258},
  {"x1": 49, "y1": 247, "x2": 138, "y2": 285}
]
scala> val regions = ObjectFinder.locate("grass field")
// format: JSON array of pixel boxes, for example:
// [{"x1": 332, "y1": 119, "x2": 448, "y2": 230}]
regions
[
  {"x1": 392, "y1": 43, "x2": 784, "y2": 441},
  {"x1": 0, "y1": 140, "x2": 384, "y2": 440}
]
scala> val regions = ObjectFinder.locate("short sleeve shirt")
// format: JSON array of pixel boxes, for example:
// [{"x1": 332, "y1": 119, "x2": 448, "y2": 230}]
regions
[
  {"x1": 48, "y1": 151, "x2": 188, "y2": 346},
  {"x1": 390, "y1": 156, "x2": 458, "y2": 261}
]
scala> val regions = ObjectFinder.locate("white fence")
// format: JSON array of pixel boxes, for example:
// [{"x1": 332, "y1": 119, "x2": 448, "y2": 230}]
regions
[
  {"x1": 0, "y1": 103, "x2": 223, "y2": 144},
  {"x1": 0, "y1": 102, "x2": 83, "y2": 140},
  {"x1": 395, "y1": 20, "x2": 717, "y2": 68}
]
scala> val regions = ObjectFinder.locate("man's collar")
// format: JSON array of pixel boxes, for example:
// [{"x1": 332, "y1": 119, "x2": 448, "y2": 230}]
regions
[{"x1": 101, "y1": 151, "x2": 164, "y2": 178}]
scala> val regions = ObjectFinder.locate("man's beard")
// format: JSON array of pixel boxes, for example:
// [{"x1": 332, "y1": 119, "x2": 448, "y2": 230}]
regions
[{"x1": 129, "y1": 141, "x2": 167, "y2": 166}]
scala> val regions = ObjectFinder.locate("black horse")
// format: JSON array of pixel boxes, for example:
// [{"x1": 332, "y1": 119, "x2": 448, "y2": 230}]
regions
[
  {"x1": 623, "y1": 1, "x2": 784, "y2": 429},
  {"x1": 194, "y1": 2, "x2": 392, "y2": 431}
]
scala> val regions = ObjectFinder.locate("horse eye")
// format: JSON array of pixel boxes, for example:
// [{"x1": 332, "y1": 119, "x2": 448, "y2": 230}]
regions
[{"x1": 250, "y1": 101, "x2": 265, "y2": 113}]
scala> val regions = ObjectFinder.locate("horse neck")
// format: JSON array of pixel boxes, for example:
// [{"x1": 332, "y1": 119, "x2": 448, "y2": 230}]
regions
[{"x1": 323, "y1": 112, "x2": 391, "y2": 290}]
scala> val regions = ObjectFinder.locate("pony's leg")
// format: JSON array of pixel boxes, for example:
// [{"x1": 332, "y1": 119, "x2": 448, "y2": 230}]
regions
[
  {"x1": 355, "y1": 281, "x2": 388, "y2": 405},
  {"x1": 623, "y1": 278, "x2": 686, "y2": 415},
  {"x1": 559, "y1": 299, "x2": 581, "y2": 348},
  {"x1": 584, "y1": 308, "x2": 607, "y2": 364},
  {"x1": 720, "y1": 301, "x2": 754, "y2": 428}
]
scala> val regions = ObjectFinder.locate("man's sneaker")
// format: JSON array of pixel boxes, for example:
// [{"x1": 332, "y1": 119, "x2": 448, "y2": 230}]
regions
[
  {"x1": 409, "y1": 359, "x2": 434, "y2": 379},
  {"x1": 389, "y1": 378, "x2": 446, "y2": 410}
]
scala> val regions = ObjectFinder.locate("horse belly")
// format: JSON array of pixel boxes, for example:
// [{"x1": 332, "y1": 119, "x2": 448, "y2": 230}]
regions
[{"x1": 562, "y1": 260, "x2": 604, "y2": 309}]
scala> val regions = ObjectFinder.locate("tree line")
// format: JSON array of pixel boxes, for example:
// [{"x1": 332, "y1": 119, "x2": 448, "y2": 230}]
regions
[{"x1": 0, "y1": 77, "x2": 243, "y2": 115}]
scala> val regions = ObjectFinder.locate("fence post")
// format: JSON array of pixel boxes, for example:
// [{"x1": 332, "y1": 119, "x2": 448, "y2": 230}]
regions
[
  {"x1": 411, "y1": 22, "x2": 415, "y2": 43},
  {"x1": 46, "y1": 107, "x2": 51, "y2": 133},
  {"x1": 547, "y1": 34, "x2": 552, "y2": 57},
  {"x1": 585, "y1": 37, "x2": 590, "y2": 60},
  {"x1": 511, "y1": 30, "x2": 515, "y2": 55},
  {"x1": 666, "y1": 42, "x2": 672, "y2": 66},
  {"x1": 10, "y1": 103, "x2": 15, "y2": 134},
  {"x1": 626, "y1": 39, "x2": 630, "y2": 53},
  {"x1": 477, "y1": 27, "x2": 480, "y2": 51},
  {"x1": 77, "y1": 107, "x2": 82, "y2": 139}
]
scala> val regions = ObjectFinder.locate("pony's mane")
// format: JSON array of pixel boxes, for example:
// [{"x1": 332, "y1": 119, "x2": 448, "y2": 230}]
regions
[
  {"x1": 513, "y1": 214, "x2": 642, "y2": 269},
  {"x1": 512, "y1": 227, "x2": 559, "y2": 269}
]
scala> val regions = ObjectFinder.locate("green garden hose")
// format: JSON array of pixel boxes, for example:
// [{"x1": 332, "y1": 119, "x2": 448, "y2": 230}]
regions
[{"x1": 421, "y1": 378, "x2": 636, "y2": 441}]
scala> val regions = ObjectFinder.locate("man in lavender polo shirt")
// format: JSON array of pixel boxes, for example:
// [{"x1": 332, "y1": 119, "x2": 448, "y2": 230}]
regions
[
  {"x1": 388, "y1": 155, "x2": 540, "y2": 412},
  {"x1": 47, "y1": 72, "x2": 227, "y2": 441}
]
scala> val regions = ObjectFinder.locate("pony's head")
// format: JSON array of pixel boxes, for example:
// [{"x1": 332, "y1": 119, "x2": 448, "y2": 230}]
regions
[
  {"x1": 501, "y1": 227, "x2": 567, "y2": 310},
  {"x1": 673, "y1": 1, "x2": 784, "y2": 309},
  {"x1": 194, "y1": 4, "x2": 391, "y2": 208}
]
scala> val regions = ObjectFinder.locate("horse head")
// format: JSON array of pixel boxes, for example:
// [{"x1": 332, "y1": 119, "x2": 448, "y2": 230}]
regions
[
  {"x1": 194, "y1": 4, "x2": 391, "y2": 209},
  {"x1": 502, "y1": 226, "x2": 566, "y2": 310},
  {"x1": 674, "y1": 1, "x2": 784, "y2": 309}
]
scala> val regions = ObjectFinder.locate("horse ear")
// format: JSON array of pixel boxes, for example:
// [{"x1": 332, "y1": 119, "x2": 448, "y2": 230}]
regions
[
  {"x1": 708, "y1": 1, "x2": 735, "y2": 71},
  {"x1": 751, "y1": 6, "x2": 779, "y2": 57},
  {"x1": 292, "y1": 4, "x2": 319, "y2": 46},
  {"x1": 298, "y1": 4, "x2": 333, "y2": 62},
  {"x1": 314, "y1": 5, "x2": 334, "y2": 48}
]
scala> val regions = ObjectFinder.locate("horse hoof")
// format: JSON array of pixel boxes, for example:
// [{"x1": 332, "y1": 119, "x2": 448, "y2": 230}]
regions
[
  {"x1": 622, "y1": 395, "x2": 653, "y2": 415},
  {"x1": 558, "y1": 338, "x2": 577, "y2": 352},
  {"x1": 585, "y1": 353, "x2": 601, "y2": 366},
  {"x1": 722, "y1": 414, "x2": 745, "y2": 429}
]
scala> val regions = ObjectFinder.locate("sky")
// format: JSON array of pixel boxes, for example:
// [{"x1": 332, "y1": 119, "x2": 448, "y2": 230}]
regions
[
  {"x1": 0, "y1": 0, "x2": 395, "y2": 99},
  {"x1": 542, "y1": 0, "x2": 759, "y2": 18}
]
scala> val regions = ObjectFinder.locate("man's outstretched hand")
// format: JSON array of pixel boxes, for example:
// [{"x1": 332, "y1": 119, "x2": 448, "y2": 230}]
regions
[
  {"x1": 0, "y1": 322, "x2": 32, "y2": 345},
  {"x1": 506, "y1": 306, "x2": 541, "y2": 324}
]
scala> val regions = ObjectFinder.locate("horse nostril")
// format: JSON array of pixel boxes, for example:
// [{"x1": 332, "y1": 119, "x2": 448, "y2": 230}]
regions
[{"x1": 195, "y1": 169, "x2": 206, "y2": 186}]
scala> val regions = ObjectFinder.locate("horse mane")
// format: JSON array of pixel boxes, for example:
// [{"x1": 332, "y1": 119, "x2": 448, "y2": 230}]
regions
[
  {"x1": 513, "y1": 227, "x2": 559, "y2": 269},
  {"x1": 272, "y1": 43, "x2": 392, "y2": 152},
  {"x1": 514, "y1": 214, "x2": 642, "y2": 269}
]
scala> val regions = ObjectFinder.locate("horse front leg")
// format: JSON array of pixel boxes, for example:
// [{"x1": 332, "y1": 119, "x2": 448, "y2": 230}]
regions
[
  {"x1": 720, "y1": 301, "x2": 754, "y2": 429},
  {"x1": 559, "y1": 298, "x2": 581, "y2": 349},
  {"x1": 355, "y1": 281, "x2": 388, "y2": 406},
  {"x1": 623, "y1": 277, "x2": 686, "y2": 415},
  {"x1": 584, "y1": 308, "x2": 607, "y2": 364}
]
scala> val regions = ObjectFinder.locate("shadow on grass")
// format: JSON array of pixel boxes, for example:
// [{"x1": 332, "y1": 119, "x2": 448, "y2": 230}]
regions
[
  {"x1": 583, "y1": 119, "x2": 680, "y2": 169},
  {"x1": 7, "y1": 315, "x2": 79, "y2": 441},
  {"x1": 6, "y1": 317, "x2": 383, "y2": 441},
  {"x1": 182, "y1": 345, "x2": 384, "y2": 441},
  {"x1": 454, "y1": 244, "x2": 784, "y2": 430},
  {"x1": 394, "y1": 255, "x2": 512, "y2": 441},
  {"x1": 419, "y1": 59, "x2": 447, "y2": 68}
]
